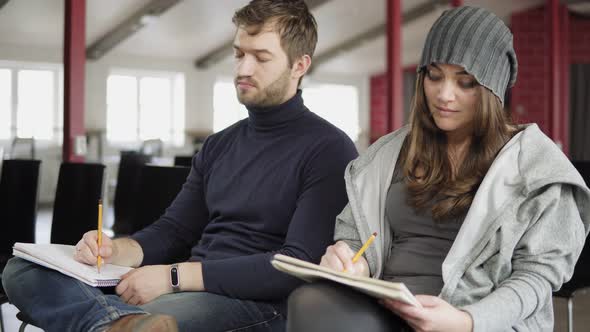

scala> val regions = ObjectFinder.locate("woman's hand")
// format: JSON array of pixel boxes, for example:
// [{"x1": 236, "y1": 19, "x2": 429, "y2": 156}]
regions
[
  {"x1": 320, "y1": 241, "x2": 369, "y2": 277},
  {"x1": 381, "y1": 295, "x2": 473, "y2": 332}
]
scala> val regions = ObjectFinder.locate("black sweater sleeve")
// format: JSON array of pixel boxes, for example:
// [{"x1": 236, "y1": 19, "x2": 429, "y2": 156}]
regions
[{"x1": 131, "y1": 143, "x2": 210, "y2": 265}]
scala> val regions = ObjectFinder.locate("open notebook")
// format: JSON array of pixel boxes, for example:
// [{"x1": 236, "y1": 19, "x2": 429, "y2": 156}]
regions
[
  {"x1": 271, "y1": 254, "x2": 421, "y2": 307},
  {"x1": 13, "y1": 242, "x2": 133, "y2": 287}
]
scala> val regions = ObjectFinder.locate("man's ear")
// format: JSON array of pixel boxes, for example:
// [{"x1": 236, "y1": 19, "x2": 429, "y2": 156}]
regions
[{"x1": 291, "y1": 54, "x2": 312, "y2": 80}]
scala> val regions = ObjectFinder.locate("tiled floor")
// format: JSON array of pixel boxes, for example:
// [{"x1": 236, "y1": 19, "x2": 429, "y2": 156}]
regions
[{"x1": 1, "y1": 208, "x2": 589, "y2": 331}]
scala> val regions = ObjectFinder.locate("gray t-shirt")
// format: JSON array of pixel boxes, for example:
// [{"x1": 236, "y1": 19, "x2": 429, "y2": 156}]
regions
[{"x1": 382, "y1": 168, "x2": 463, "y2": 296}]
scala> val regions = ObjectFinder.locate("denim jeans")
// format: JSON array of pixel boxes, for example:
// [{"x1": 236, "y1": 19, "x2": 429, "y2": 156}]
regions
[{"x1": 2, "y1": 257, "x2": 285, "y2": 332}]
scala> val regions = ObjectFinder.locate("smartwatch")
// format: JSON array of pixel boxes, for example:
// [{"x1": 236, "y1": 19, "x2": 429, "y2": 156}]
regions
[{"x1": 170, "y1": 264, "x2": 180, "y2": 292}]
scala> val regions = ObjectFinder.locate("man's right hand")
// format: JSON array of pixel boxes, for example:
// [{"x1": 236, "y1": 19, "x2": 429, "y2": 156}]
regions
[
  {"x1": 320, "y1": 240, "x2": 370, "y2": 277},
  {"x1": 74, "y1": 230, "x2": 116, "y2": 265}
]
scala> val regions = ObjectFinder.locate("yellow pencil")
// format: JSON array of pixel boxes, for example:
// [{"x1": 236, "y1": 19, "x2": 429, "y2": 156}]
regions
[
  {"x1": 344, "y1": 232, "x2": 378, "y2": 272},
  {"x1": 97, "y1": 199, "x2": 103, "y2": 274},
  {"x1": 352, "y1": 232, "x2": 378, "y2": 263}
]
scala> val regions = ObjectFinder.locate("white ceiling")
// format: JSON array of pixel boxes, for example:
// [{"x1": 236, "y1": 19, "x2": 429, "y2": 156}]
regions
[{"x1": 0, "y1": 0, "x2": 547, "y2": 76}]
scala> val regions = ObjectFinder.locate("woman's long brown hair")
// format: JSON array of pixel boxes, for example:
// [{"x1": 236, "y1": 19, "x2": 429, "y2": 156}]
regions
[{"x1": 400, "y1": 71, "x2": 518, "y2": 221}]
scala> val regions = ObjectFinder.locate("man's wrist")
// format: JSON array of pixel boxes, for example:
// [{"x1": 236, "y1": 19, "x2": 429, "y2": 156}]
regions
[{"x1": 177, "y1": 262, "x2": 204, "y2": 292}]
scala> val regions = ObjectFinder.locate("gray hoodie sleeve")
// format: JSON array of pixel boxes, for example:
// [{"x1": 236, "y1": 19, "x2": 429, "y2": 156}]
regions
[
  {"x1": 334, "y1": 203, "x2": 363, "y2": 254},
  {"x1": 462, "y1": 184, "x2": 588, "y2": 332}
]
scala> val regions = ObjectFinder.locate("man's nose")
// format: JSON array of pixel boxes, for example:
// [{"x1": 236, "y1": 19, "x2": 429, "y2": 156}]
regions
[{"x1": 236, "y1": 56, "x2": 255, "y2": 77}]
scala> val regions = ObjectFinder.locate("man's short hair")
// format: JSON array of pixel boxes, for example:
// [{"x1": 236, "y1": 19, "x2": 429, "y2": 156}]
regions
[{"x1": 233, "y1": 0, "x2": 318, "y2": 67}]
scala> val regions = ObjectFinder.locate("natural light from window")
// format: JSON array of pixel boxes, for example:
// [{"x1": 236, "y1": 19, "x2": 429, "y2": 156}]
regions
[
  {"x1": 0, "y1": 69, "x2": 10, "y2": 140},
  {"x1": 302, "y1": 84, "x2": 360, "y2": 141},
  {"x1": 17, "y1": 70, "x2": 55, "y2": 140},
  {"x1": 213, "y1": 81, "x2": 247, "y2": 133},
  {"x1": 212, "y1": 80, "x2": 360, "y2": 142},
  {"x1": 107, "y1": 75, "x2": 138, "y2": 142},
  {"x1": 106, "y1": 71, "x2": 185, "y2": 146}
]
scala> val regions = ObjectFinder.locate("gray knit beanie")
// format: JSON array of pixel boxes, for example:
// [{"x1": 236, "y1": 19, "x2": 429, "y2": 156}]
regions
[{"x1": 418, "y1": 6, "x2": 517, "y2": 105}]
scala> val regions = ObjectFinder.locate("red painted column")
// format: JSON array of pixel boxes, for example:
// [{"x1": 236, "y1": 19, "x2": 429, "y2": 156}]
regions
[
  {"x1": 547, "y1": 0, "x2": 562, "y2": 149},
  {"x1": 63, "y1": 0, "x2": 86, "y2": 162},
  {"x1": 560, "y1": 5, "x2": 570, "y2": 156},
  {"x1": 386, "y1": 0, "x2": 403, "y2": 132}
]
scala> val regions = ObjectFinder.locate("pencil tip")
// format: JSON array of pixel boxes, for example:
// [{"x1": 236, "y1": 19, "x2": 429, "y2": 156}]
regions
[{"x1": 372, "y1": 232, "x2": 378, "y2": 236}]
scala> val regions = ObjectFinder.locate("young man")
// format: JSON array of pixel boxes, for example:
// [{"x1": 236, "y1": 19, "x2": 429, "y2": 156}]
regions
[{"x1": 2, "y1": 1, "x2": 358, "y2": 331}]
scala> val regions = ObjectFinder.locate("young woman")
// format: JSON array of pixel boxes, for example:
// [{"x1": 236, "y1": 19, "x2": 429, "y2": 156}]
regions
[{"x1": 287, "y1": 6, "x2": 590, "y2": 332}]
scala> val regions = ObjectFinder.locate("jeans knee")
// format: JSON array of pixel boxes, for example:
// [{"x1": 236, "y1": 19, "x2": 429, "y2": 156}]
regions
[{"x1": 2, "y1": 257, "x2": 35, "y2": 295}]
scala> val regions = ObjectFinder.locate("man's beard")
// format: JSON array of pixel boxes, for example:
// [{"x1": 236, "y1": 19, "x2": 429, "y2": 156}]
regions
[{"x1": 236, "y1": 68, "x2": 291, "y2": 108}]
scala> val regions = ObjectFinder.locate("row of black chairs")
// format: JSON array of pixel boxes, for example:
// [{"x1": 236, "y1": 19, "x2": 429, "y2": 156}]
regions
[
  {"x1": 0, "y1": 157, "x2": 191, "y2": 330},
  {"x1": 112, "y1": 151, "x2": 192, "y2": 236}
]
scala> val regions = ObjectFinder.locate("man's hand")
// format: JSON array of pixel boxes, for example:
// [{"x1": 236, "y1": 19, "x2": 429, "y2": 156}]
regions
[
  {"x1": 116, "y1": 262, "x2": 205, "y2": 306},
  {"x1": 116, "y1": 265, "x2": 171, "y2": 305},
  {"x1": 380, "y1": 295, "x2": 473, "y2": 332},
  {"x1": 74, "y1": 230, "x2": 116, "y2": 265},
  {"x1": 319, "y1": 241, "x2": 369, "y2": 277},
  {"x1": 73, "y1": 231, "x2": 143, "y2": 267}
]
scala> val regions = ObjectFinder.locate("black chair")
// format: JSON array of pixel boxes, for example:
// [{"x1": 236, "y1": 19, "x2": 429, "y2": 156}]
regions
[
  {"x1": 112, "y1": 151, "x2": 151, "y2": 236},
  {"x1": 0, "y1": 159, "x2": 41, "y2": 262},
  {"x1": 173, "y1": 155, "x2": 194, "y2": 167},
  {"x1": 127, "y1": 165, "x2": 190, "y2": 234},
  {"x1": 553, "y1": 160, "x2": 590, "y2": 332},
  {"x1": 50, "y1": 162, "x2": 105, "y2": 245},
  {"x1": 0, "y1": 159, "x2": 41, "y2": 331},
  {"x1": 140, "y1": 139, "x2": 163, "y2": 157}
]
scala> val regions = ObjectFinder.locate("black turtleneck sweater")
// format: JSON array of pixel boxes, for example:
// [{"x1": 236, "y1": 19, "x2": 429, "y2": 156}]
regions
[{"x1": 131, "y1": 90, "x2": 358, "y2": 307}]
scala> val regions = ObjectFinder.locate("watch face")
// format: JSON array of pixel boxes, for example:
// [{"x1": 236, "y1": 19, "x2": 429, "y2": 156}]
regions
[{"x1": 171, "y1": 266, "x2": 179, "y2": 286}]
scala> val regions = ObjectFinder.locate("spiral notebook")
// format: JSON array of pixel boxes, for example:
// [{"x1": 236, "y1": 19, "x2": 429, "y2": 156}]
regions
[
  {"x1": 271, "y1": 254, "x2": 421, "y2": 307},
  {"x1": 12, "y1": 242, "x2": 133, "y2": 287}
]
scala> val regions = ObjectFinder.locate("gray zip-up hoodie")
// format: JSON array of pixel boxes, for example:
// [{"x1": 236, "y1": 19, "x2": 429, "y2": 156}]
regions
[{"x1": 334, "y1": 124, "x2": 590, "y2": 332}]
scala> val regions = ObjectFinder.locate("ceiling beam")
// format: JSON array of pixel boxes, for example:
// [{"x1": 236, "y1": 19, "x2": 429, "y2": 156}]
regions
[
  {"x1": 0, "y1": 0, "x2": 10, "y2": 10},
  {"x1": 311, "y1": 0, "x2": 450, "y2": 70},
  {"x1": 86, "y1": 0, "x2": 182, "y2": 60},
  {"x1": 194, "y1": 0, "x2": 331, "y2": 69}
]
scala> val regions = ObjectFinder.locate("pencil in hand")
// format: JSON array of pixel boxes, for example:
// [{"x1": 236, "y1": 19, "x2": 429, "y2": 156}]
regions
[
  {"x1": 344, "y1": 232, "x2": 378, "y2": 272},
  {"x1": 97, "y1": 199, "x2": 103, "y2": 274}
]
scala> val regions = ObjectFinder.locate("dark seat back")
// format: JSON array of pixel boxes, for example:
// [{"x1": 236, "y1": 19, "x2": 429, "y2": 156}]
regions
[
  {"x1": 173, "y1": 155, "x2": 194, "y2": 167},
  {"x1": 112, "y1": 151, "x2": 151, "y2": 236},
  {"x1": 128, "y1": 165, "x2": 190, "y2": 234},
  {"x1": 556, "y1": 160, "x2": 590, "y2": 296},
  {"x1": 50, "y1": 162, "x2": 105, "y2": 245},
  {"x1": 0, "y1": 159, "x2": 41, "y2": 263}
]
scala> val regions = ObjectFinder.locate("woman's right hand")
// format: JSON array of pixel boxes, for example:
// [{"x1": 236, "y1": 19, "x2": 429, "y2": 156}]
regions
[
  {"x1": 320, "y1": 241, "x2": 370, "y2": 277},
  {"x1": 73, "y1": 230, "x2": 116, "y2": 265}
]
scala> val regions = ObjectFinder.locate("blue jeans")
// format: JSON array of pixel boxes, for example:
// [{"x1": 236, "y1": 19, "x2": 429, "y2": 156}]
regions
[{"x1": 2, "y1": 257, "x2": 285, "y2": 332}]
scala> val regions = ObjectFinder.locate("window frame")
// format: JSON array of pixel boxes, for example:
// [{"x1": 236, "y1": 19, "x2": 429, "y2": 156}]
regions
[
  {"x1": 106, "y1": 68, "x2": 185, "y2": 147},
  {"x1": 0, "y1": 60, "x2": 63, "y2": 143}
]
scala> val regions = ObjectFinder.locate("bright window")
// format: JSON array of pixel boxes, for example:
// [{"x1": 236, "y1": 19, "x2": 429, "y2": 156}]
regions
[
  {"x1": 213, "y1": 81, "x2": 247, "y2": 132},
  {"x1": 0, "y1": 62, "x2": 62, "y2": 141},
  {"x1": 106, "y1": 70, "x2": 185, "y2": 146},
  {"x1": 212, "y1": 79, "x2": 360, "y2": 142},
  {"x1": 0, "y1": 69, "x2": 11, "y2": 140},
  {"x1": 17, "y1": 70, "x2": 55, "y2": 139},
  {"x1": 303, "y1": 84, "x2": 360, "y2": 141}
]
